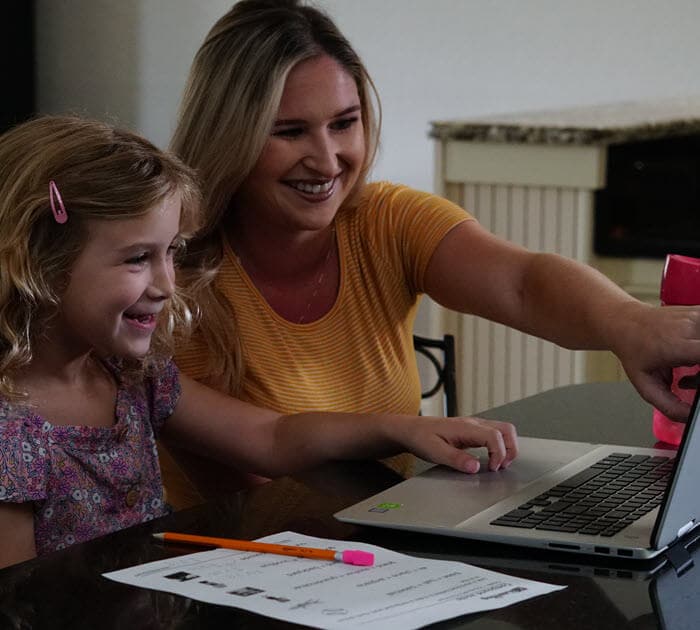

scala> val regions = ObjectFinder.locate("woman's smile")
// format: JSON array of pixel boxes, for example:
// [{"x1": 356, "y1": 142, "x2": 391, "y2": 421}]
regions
[{"x1": 285, "y1": 177, "x2": 337, "y2": 200}]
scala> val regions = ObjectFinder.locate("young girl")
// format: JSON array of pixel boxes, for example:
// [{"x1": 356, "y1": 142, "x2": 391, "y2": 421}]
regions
[{"x1": 0, "y1": 115, "x2": 517, "y2": 569}]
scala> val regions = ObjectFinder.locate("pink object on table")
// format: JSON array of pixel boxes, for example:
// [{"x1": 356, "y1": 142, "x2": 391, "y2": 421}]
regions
[
  {"x1": 341, "y1": 549, "x2": 375, "y2": 566},
  {"x1": 652, "y1": 254, "x2": 700, "y2": 445}
]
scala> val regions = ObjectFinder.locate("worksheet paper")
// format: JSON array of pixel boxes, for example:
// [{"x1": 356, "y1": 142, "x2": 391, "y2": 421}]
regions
[{"x1": 104, "y1": 531, "x2": 564, "y2": 629}]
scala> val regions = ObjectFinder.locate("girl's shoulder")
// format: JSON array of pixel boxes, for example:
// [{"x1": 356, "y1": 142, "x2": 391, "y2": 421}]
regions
[
  {"x1": 104, "y1": 356, "x2": 178, "y2": 387},
  {"x1": 0, "y1": 420, "x2": 45, "y2": 449},
  {"x1": 106, "y1": 356, "x2": 181, "y2": 428},
  {"x1": 0, "y1": 397, "x2": 44, "y2": 437},
  {"x1": 0, "y1": 400, "x2": 49, "y2": 500}
]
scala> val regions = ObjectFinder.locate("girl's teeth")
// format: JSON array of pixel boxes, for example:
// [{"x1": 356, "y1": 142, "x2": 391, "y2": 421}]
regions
[
  {"x1": 293, "y1": 180, "x2": 333, "y2": 194},
  {"x1": 127, "y1": 313, "x2": 153, "y2": 322}
]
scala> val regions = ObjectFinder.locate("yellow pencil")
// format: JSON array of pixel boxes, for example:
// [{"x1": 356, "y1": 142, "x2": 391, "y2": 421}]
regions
[{"x1": 152, "y1": 532, "x2": 375, "y2": 566}]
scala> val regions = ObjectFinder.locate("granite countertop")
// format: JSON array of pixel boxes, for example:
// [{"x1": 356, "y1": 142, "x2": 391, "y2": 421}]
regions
[{"x1": 430, "y1": 96, "x2": 700, "y2": 146}]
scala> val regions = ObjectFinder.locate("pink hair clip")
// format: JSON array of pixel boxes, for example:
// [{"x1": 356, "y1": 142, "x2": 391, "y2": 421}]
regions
[{"x1": 49, "y1": 180, "x2": 68, "y2": 224}]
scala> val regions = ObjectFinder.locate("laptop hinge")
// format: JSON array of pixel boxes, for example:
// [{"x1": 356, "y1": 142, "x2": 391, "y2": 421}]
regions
[{"x1": 665, "y1": 538, "x2": 694, "y2": 576}]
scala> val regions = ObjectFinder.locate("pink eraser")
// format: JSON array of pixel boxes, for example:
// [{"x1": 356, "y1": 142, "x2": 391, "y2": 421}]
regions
[{"x1": 341, "y1": 550, "x2": 374, "y2": 566}]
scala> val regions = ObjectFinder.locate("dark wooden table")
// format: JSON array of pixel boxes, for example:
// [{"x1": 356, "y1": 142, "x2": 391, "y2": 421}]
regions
[{"x1": 1, "y1": 382, "x2": 698, "y2": 629}]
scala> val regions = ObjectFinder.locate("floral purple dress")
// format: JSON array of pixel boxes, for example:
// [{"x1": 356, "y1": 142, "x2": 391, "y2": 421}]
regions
[{"x1": 0, "y1": 358, "x2": 180, "y2": 556}]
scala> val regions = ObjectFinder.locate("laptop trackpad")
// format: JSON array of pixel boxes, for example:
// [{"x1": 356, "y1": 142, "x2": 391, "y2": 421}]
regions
[{"x1": 379, "y1": 437, "x2": 598, "y2": 528}]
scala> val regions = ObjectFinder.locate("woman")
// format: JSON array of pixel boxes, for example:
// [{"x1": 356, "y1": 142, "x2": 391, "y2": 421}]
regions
[{"x1": 163, "y1": 0, "x2": 700, "y2": 507}]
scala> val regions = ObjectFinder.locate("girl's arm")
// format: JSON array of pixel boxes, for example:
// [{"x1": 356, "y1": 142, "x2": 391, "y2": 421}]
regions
[
  {"x1": 0, "y1": 503, "x2": 36, "y2": 569},
  {"x1": 161, "y1": 375, "x2": 518, "y2": 478},
  {"x1": 424, "y1": 220, "x2": 700, "y2": 421}
]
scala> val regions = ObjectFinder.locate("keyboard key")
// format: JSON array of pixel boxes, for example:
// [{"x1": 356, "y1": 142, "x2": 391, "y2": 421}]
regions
[
  {"x1": 536, "y1": 523, "x2": 581, "y2": 532},
  {"x1": 502, "y1": 509, "x2": 533, "y2": 520},
  {"x1": 557, "y1": 468, "x2": 606, "y2": 489}
]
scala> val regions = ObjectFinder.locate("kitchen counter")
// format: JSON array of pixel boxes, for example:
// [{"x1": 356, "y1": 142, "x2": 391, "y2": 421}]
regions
[{"x1": 430, "y1": 95, "x2": 700, "y2": 145}]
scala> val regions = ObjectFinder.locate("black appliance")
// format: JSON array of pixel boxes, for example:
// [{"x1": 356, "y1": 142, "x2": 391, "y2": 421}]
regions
[{"x1": 594, "y1": 133, "x2": 700, "y2": 259}]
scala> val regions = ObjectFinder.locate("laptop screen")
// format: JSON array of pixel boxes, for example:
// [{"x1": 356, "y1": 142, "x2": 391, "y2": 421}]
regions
[{"x1": 651, "y1": 386, "x2": 700, "y2": 549}]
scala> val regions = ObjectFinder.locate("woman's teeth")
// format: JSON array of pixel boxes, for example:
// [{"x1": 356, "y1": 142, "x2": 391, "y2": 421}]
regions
[{"x1": 292, "y1": 180, "x2": 333, "y2": 194}]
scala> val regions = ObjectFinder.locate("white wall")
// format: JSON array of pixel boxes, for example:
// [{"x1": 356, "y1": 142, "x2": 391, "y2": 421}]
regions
[{"x1": 36, "y1": 0, "x2": 700, "y2": 194}]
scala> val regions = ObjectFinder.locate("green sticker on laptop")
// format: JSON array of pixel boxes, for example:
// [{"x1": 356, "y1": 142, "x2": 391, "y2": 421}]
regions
[{"x1": 368, "y1": 502, "x2": 402, "y2": 513}]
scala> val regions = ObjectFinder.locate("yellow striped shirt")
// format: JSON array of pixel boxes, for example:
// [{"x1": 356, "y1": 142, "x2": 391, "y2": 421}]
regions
[{"x1": 177, "y1": 181, "x2": 470, "y2": 415}]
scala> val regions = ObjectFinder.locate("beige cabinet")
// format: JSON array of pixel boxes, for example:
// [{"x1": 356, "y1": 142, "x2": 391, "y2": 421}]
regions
[{"x1": 428, "y1": 136, "x2": 663, "y2": 415}]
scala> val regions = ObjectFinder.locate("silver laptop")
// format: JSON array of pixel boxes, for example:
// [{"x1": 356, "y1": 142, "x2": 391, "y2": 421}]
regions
[{"x1": 336, "y1": 391, "x2": 700, "y2": 562}]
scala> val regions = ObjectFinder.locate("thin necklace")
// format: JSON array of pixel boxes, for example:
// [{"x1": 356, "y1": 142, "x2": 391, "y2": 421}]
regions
[{"x1": 298, "y1": 226, "x2": 336, "y2": 324}]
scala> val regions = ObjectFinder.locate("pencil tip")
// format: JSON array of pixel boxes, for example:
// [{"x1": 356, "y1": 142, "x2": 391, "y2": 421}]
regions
[{"x1": 152, "y1": 533, "x2": 164, "y2": 541}]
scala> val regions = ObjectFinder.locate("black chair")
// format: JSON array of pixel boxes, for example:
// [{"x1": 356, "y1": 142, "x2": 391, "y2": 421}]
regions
[{"x1": 413, "y1": 333, "x2": 458, "y2": 417}]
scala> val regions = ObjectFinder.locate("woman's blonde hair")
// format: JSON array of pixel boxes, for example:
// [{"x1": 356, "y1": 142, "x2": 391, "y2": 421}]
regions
[
  {"x1": 0, "y1": 115, "x2": 201, "y2": 399},
  {"x1": 171, "y1": 0, "x2": 382, "y2": 395}
]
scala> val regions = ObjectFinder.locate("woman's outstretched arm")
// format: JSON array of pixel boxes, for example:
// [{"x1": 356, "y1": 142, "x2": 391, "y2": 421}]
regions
[{"x1": 424, "y1": 220, "x2": 700, "y2": 421}]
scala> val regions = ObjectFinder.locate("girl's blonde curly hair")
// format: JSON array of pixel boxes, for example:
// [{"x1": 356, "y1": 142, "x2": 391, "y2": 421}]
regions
[{"x1": 0, "y1": 115, "x2": 201, "y2": 399}]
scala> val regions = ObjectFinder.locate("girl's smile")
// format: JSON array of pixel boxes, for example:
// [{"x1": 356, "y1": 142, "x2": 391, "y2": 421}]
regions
[{"x1": 122, "y1": 310, "x2": 161, "y2": 333}]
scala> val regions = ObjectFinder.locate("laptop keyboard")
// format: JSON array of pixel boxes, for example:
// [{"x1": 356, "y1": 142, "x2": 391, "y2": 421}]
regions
[{"x1": 491, "y1": 453, "x2": 674, "y2": 537}]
